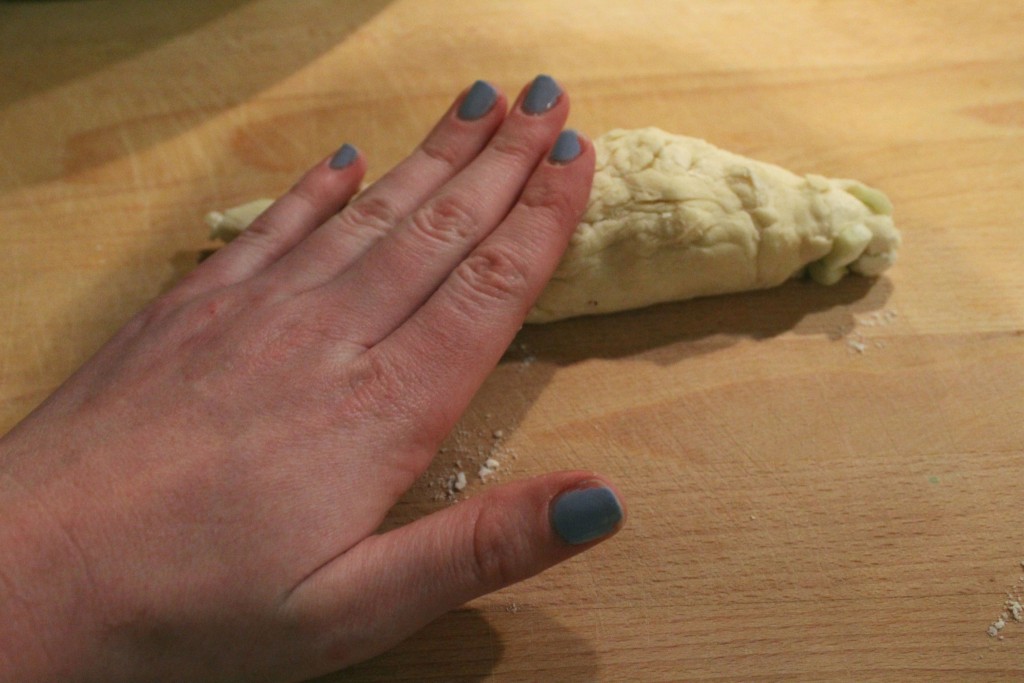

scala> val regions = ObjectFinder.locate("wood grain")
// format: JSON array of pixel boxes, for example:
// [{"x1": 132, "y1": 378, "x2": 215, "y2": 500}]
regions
[{"x1": 1, "y1": 1, "x2": 1022, "y2": 680}]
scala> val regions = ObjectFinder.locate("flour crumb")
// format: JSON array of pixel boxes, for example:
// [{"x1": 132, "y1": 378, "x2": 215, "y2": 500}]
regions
[
  {"x1": 506, "y1": 601, "x2": 521, "y2": 614},
  {"x1": 856, "y1": 309, "x2": 898, "y2": 327},
  {"x1": 478, "y1": 458, "x2": 500, "y2": 481},
  {"x1": 510, "y1": 341, "x2": 537, "y2": 368},
  {"x1": 435, "y1": 469, "x2": 469, "y2": 501},
  {"x1": 847, "y1": 334, "x2": 867, "y2": 354},
  {"x1": 441, "y1": 471, "x2": 468, "y2": 499}
]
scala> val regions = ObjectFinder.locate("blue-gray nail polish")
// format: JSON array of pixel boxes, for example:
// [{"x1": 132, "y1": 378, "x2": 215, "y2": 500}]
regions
[
  {"x1": 549, "y1": 129, "x2": 581, "y2": 164},
  {"x1": 551, "y1": 486, "x2": 623, "y2": 545},
  {"x1": 458, "y1": 80, "x2": 498, "y2": 121},
  {"x1": 329, "y1": 143, "x2": 358, "y2": 169},
  {"x1": 522, "y1": 74, "x2": 561, "y2": 115}
]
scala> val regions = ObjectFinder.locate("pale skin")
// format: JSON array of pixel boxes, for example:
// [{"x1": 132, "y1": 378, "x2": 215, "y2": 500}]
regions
[{"x1": 0, "y1": 77, "x2": 624, "y2": 681}]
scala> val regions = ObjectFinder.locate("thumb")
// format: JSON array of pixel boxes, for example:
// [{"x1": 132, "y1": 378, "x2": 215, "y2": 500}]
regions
[{"x1": 288, "y1": 471, "x2": 625, "y2": 669}]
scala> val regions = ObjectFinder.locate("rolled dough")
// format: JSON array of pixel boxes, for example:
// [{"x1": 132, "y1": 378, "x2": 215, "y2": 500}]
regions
[{"x1": 206, "y1": 128, "x2": 900, "y2": 323}]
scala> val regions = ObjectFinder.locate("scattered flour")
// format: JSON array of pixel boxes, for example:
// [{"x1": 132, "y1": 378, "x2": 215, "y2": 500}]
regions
[
  {"x1": 843, "y1": 308, "x2": 898, "y2": 354},
  {"x1": 987, "y1": 565, "x2": 1024, "y2": 639},
  {"x1": 430, "y1": 340, "x2": 534, "y2": 501},
  {"x1": 433, "y1": 421, "x2": 519, "y2": 501}
]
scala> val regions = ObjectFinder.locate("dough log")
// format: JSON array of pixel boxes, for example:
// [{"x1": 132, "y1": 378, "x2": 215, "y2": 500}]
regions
[{"x1": 207, "y1": 128, "x2": 900, "y2": 323}]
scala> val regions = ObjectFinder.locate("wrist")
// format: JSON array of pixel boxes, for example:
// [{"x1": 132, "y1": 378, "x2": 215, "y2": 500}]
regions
[{"x1": 0, "y1": 467, "x2": 96, "y2": 681}]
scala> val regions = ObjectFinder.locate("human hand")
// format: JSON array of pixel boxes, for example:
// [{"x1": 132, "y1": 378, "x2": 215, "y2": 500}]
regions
[{"x1": 0, "y1": 76, "x2": 624, "y2": 682}]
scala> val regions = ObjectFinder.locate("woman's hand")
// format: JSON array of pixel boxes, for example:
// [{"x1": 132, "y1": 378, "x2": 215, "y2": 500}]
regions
[{"x1": 0, "y1": 75, "x2": 624, "y2": 682}]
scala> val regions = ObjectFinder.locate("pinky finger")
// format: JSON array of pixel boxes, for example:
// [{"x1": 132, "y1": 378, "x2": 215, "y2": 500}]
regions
[{"x1": 174, "y1": 144, "x2": 367, "y2": 300}]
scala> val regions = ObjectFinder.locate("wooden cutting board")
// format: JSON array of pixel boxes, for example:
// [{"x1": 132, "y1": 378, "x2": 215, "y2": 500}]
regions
[{"x1": 1, "y1": 1, "x2": 1022, "y2": 680}]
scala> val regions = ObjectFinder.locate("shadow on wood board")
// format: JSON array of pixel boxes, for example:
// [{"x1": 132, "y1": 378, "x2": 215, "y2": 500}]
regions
[
  {"x1": 0, "y1": 0, "x2": 394, "y2": 185},
  {"x1": 515, "y1": 275, "x2": 893, "y2": 367},
  {"x1": 379, "y1": 274, "x2": 892, "y2": 523},
  {"x1": 0, "y1": 0, "x2": 393, "y2": 107},
  {"x1": 315, "y1": 606, "x2": 599, "y2": 683}
]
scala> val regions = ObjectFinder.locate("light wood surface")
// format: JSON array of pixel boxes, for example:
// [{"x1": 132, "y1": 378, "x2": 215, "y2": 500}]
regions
[{"x1": 2, "y1": 1, "x2": 1022, "y2": 680}]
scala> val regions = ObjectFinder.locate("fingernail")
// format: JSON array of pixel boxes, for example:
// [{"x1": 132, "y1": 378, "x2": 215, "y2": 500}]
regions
[
  {"x1": 522, "y1": 74, "x2": 561, "y2": 115},
  {"x1": 329, "y1": 143, "x2": 358, "y2": 169},
  {"x1": 551, "y1": 485, "x2": 623, "y2": 545},
  {"x1": 549, "y1": 129, "x2": 581, "y2": 164},
  {"x1": 457, "y1": 80, "x2": 498, "y2": 121}
]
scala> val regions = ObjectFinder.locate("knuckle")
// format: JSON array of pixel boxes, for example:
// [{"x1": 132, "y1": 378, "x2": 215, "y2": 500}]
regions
[
  {"x1": 519, "y1": 180, "x2": 580, "y2": 227},
  {"x1": 129, "y1": 292, "x2": 242, "y2": 372},
  {"x1": 131, "y1": 292, "x2": 186, "y2": 333},
  {"x1": 290, "y1": 173, "x2": 338, "y2": 210},
  {"x1": 453, "y1": 246, "x2": 530, "y2": 307},
  {"x1": 418, "y1": 137, "x2": 462, "y2": 170},
  {"x1": 343, "y1": 349, "x2": 410, "y2": 419},
  {"x1": 490, "y1": 134, "x2": 537, "y2": 163},
  {"x1": 409, "y1": 194, "x2": 479, "y2": 246},
  {"x1": 231, "y1": 218, "x2": 278, "y2": 258},
  {"x1": 231, "y1": 299, "x2": 309, "y2": 364},
  {"x1": 342, "y1": 195, "x2": 400, "y2": 235},
  {"x1": 469, "y1": 503, "x2": 522, "y2": 590}
]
